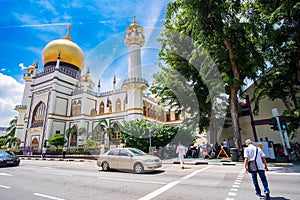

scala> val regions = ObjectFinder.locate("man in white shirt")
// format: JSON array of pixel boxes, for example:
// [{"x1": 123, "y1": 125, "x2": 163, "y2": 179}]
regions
[
  {"x1": 244, "y1": 139, "x2": 270, "y2": 200},
  {"x1": 176, "y1": 142, "x2": 186, "y2": 169}
]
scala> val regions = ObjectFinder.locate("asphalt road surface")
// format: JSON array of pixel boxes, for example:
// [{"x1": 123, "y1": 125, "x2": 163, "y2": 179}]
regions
[{"x1": 0, "y1": 160, "x2": 299, "y2": 200}]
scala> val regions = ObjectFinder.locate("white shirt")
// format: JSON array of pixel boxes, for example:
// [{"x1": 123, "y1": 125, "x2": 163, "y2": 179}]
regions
[
  {"x1": 176, "y1": 145, "x2": 186, "y2": 157},
  {"x1": 244, "y1": 144, "x2": 265, "y2": 170}
]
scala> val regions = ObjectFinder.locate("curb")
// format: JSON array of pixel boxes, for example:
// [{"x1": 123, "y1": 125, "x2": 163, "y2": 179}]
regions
[
  {"x1": 172, "y1": 160, "x2": 237, "y2": 166},
  {"x1": 20, "y1": 157, "x2": 93, "y2": 162}
]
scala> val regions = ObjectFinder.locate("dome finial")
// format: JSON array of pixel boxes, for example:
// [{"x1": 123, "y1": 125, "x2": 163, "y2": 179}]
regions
[
  {"x1": 133, "y1": 16, "x2": 137, "y2": 25},
  {"x1": 63, "y1": 24, "x2": 72, "y2": 41}
]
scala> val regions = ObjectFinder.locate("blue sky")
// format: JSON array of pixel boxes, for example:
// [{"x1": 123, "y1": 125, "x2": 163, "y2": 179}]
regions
[{"x1": 0, "y1": 0, "x2": 171, "y2": 127}]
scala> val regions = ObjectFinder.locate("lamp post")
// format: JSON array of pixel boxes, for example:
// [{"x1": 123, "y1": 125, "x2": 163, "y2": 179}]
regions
[
  {"x1": 148, "y1": 128, "x2": 152, "y2": 155},
  {"x1": 272, "y1": 108, "x2": 289, "y2": 156}
]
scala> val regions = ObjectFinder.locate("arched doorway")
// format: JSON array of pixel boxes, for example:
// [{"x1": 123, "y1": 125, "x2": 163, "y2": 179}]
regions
[{"x1": 31, "y1": 137, "x2": 39, "y2": 151}]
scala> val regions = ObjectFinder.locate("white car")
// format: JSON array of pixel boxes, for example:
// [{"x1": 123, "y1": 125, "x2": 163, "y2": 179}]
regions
[{"x1": 97, "y1": 148, "x2": 162, "y2": 173}]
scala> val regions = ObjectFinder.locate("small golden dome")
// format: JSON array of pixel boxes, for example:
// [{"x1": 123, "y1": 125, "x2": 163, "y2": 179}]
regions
[{"x1": 42, "y1": 25, "x2": 85, "y2": 70}]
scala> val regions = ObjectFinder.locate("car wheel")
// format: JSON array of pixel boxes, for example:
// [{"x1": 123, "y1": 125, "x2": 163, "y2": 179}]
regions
[
  {"x1": 13, "y1": 161, "x2": 20, "y2": 166},
  {"x1": 134, "y1": 162, "x2": 144, "y2": 174},
  {"x1": 102, "y1": 161, "x2": 110, "y2": 171},
  {"x1": 1, "y1": 161, "x2": 6, "y2": 167}
]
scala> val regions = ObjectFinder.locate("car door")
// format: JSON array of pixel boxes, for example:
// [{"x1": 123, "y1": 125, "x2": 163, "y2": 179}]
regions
[
  {"x1": 107, "y1": 149, "x2": 119, "y2": 169},
  {"x1": 118, "y1": 149, "x2": 133, "y2": 170}
]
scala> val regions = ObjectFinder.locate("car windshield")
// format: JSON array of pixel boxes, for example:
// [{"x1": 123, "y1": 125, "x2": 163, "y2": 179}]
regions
[
  {"x1": 5, "y1": 151, "x2": 15, "y2": 156},
  {"x1": 128, "y1": 148, "x2": 146, "y2": 156}
]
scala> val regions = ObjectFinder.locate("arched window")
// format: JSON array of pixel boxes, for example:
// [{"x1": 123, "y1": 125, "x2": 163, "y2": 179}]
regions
[
  {"x1": 116, "y1": 98, "x2": 121, "y2": 112},
  {"x1": 77, "y1": 100, "x2": 82, "y2": 115},
  {"x1": 31, "y1": 102, "x2": 46, "y2": 127},
  {"x1": 71, "y1": 101, "x2": 77, "y2": 116},
  {"x1": 90, "y1": 108, "x2": 96, "y2": 116},
  {"x1": 107, "y1": 100, "x2": 112, "y2": 113},
  {"x1": 99, "y1": 101, "x2": 104, "y2": 114}
]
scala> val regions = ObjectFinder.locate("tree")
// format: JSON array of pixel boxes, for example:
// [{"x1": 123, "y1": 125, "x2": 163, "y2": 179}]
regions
[
  {"x1": 155, "y1": 0, "x2": 265, "y2": 148},
  {"x1": 65, "y1": 126, "x2": 77, "y2": 149},
  {"x1": 6, "y1": 116, "x2": 17, "y2": 138},
  {"x1": 246, "y1": 1, "x2": 300, "y2": 136},
  {"x1": 118, "y1": 119, "x2": 180, "y2": 152},
  {"x1": 1, "y1": 117, "x2": 19, "y2": 148},
  {"x1": 48, "y1": 134, "x2": 66, "y2": 150}
]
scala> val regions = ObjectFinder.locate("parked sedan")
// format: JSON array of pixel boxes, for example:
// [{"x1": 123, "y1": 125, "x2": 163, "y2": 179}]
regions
[
  {"x1": 0, "y1": 150, "x2": 20, "y2": 167},
  {"x1": 97, "y1": 148, "x2": 162, "y2": 173}
]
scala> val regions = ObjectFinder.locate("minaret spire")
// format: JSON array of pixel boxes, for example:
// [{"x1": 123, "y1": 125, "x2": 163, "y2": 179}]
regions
[
  {"x1": 63, "y1": 24, "x2": 72, "y2": 41},
  {"x1": 55, "y1": 51, "x2": 61, "y2": 69}
]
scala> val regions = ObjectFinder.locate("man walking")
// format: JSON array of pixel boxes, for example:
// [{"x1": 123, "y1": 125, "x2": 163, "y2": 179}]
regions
[
  {"x1": 62, "y1": 146, "x2": 67, "y2": 159},
  {"x1": 176, "y1": 142, "x2": 186, "y2": 169},
  {"x1": 244, "y1": 139, "x2": 270, "y2": 200}
]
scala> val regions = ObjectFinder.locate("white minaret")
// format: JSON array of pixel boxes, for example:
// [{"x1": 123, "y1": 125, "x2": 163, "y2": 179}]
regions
[
  {"x1": 15, "y1": 61, "x2": 39, "y2": 142},
  {"x1": 122, "y1": 17, "x2": 148, "y2": 120}
]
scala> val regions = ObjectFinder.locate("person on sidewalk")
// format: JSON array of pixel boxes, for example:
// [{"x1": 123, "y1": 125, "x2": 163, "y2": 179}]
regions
[
  {"x1": 244, "y1": 139, "x2": 270, "y2": 200},
  {"x1": 62, "y1": 146, "x2": 67, "y2": 159},
  {"x1": 41, "y1": 146, "x2": 47, "y2": 158},
  {"x1": 176, "y1": 142, "x2": 186, "y2": 169}
]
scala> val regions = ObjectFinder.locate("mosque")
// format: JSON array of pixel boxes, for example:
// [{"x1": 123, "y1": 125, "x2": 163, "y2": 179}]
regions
[{"x1": 14, "y1": 18, "x2": 182, "y2": 152}]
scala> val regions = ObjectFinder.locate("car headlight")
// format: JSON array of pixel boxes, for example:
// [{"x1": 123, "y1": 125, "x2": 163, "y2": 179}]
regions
[{"x1": 144, "y1": 159, "x2": 154, "y2": 163}]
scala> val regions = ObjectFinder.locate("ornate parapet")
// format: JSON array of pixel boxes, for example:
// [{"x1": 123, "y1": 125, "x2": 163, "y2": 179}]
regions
[
  {"x1": 15, "y1": 105, "x2": 27, "y2": 112},
  {"x1": 122, "y1": 77, "x2": 149, "y2": 86}
]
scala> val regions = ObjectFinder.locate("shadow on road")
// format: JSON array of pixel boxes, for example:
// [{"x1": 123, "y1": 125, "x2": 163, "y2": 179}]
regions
[
  {"x1": 97, "y1": 169, "x2": 165, "y2": 175},
  {"x1": 270, "y1": 197, "x2": 290, "y2": 200}
]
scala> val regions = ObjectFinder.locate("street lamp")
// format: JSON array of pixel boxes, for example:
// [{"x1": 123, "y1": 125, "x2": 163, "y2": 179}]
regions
[{"x1": 147, "y1": 128, "x2": 152, "y2": 155}]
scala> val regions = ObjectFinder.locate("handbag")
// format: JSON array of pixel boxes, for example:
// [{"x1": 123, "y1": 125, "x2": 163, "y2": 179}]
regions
[{"x1": 248, "y1": 148, "x2": 258, "y2": 173}]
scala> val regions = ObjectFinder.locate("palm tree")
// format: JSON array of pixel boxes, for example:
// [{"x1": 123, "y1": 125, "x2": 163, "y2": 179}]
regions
[
  {"x1": 4, "y1": 116, "x2": 18, "y2": 148},
  {"x1": 6, "y1": 116, "x2": 17, "y2": 138},
  {"x1": 65, "y1": 126, "x2": 77, "y2": 151},
  {"x1": 93, "y1": 118, "x2": 119, "y2": 150}
]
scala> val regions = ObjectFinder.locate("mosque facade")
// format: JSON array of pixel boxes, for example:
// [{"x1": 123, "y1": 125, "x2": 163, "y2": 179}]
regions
[{"x1": 14, "y1": 18, "x2": 182, "y2": 152}]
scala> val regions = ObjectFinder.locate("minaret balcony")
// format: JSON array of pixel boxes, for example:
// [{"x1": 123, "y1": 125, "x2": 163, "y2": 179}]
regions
[
  {"x1": 15, "y1": 105, "x2": 27, "y2": 112},
  {"x1": 122, "y1": 77, "x2": 149, "y2": 86}
]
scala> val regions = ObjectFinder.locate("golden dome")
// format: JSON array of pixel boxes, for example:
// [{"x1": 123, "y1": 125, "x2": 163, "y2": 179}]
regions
[{"x1": 42, "y1": 25, "x2": 85, "y2": 70}]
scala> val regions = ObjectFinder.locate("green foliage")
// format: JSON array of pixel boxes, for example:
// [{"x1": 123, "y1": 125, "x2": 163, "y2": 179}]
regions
[
  {"x1": 247, "y1": 1, "x2": 300, "y2": 134},
  {"x1": 0, "y1": 138, "x2": 7, "y2": 148},
  {"x1": 48, "y1": 134, "x2": 66, "y2": 149},
  {"x1": 6, "y1": 116, "x2": 17, "y2": 138},
  {"x1": 118, "y1": 119, "x2": 181, "y2": 153},
  {"x1": 154, "y1": 0, "x2": 268, "y2": 147}
]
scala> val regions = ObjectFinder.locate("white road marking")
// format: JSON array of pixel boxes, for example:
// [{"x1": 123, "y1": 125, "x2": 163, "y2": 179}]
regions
[
  {"x1": 0, "y1": 184, "x2": 11, "y2": 189},
  {"x1": 228, "y1": 192, "x2": 237, "y2": 196},
  {"x1": 139, "y1": 165, "x2": 212, "y2": 200},
  {"x1": 98, "y1": 176, "x2": 166, "y2": 185},
  {"x1": 226, "y1": 169, "x2": 244, "y2": 200},
  {"x1": 34, "y1": 193, "x2": 66, "y2": 200},
  {"x1": 268, "y1": 172, "x2": 300, "y2": 176},
  {"x1": 0, "y1": 173, "x2": 12, "y2": 176}
]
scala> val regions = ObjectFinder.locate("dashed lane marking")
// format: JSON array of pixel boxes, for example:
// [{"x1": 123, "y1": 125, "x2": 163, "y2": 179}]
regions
[
  {"x1": 0, "y1": 173, "x2": 12, "y2": 176},
  {"x1": 0, "y1": 184, "x2": 11, "y2": 189},
  {"x1": 33, "y1": 193, "x2": 66, "y2": 200},
  {"x1": 225, "y1": 169, "x2": 245, "y2": 200}
]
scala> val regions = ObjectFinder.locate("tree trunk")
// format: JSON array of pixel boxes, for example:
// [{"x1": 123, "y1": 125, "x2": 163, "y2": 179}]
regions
[{"x1": 230, "y1": 85, "x2": 241, "y2": 149}]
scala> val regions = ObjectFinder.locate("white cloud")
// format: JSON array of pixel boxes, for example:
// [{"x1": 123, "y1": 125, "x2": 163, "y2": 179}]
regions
[
  {"x1": 0, "y1": 73, "x2": 24, "y2": 127},
  {"x1": 1, "y1": 68, "x2": 5, "y2": 71},
  {"x1": 18, "y1": 63, "x2": 26, "y2": 70}
]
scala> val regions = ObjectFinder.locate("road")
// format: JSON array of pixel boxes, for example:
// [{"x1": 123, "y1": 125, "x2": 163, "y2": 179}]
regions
[{"x1": 0, "y1": 160, "x2": 299, "y2": 200}]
